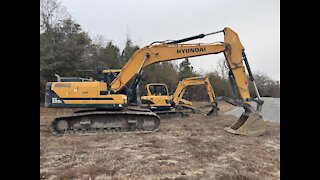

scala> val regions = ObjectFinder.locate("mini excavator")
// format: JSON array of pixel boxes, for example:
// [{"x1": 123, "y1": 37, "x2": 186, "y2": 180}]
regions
[{"x1": 141, "y1": 76, "x2": 219, "y2": 118}]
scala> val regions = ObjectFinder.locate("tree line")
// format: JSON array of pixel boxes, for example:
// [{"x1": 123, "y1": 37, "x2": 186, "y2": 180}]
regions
[{"x1": 40, "y1": 0, "x2": 280, "y2": 102}]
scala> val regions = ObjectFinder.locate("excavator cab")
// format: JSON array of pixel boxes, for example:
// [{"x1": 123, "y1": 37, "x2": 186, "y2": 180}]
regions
[
  {"x1": 148, "y1": 84, "x2": 169, "y2": 96},
  {"x1": 141, "y1": 84, "x2": 173, "y2": 111}
]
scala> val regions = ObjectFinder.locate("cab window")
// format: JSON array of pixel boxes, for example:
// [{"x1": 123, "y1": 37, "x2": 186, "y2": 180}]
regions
[{"x1": 149, "y1": 85, "x2": 168, "y2": 96}]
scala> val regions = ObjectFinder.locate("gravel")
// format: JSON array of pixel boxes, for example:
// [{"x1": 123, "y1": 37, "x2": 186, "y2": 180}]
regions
[{"x1": 224, "y1": 97, "x2": 280, "y2": 123}]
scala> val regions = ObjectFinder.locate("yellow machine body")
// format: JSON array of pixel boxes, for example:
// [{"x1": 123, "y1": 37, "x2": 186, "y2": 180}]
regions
[
  {"x1": 141, "y1": 83, "x2": 172, "y2": 110},
  {"x1": 178, "y1": 99, "x2": 192, "y2": 106},
  {"x1": 141, "y1": 76, "x2": 216, "y2": 110},
  {"x1": 46, "y1": 81, "x2": 127, "y2": 108},
  {"x1": 46, "y1": 27, "x2": 266, "y2": 136}
]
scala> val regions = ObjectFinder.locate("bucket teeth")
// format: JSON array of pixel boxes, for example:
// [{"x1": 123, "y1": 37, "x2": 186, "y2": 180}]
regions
[{"x1": 225, "y1": 112, "x2": 267, "y2": 136}]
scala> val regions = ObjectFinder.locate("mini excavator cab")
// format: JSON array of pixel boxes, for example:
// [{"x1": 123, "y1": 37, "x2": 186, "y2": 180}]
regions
[{"x1": 147, "y1": 84, "x2": 169, "y2": 96}]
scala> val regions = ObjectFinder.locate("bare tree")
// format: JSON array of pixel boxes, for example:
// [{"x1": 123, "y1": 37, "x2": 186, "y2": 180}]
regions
[
  {"x1": 249, "y1": 71, "x2": 280, "y2": 97},
  {"x1": 216, "y1": 58, "x2": 227, "y2": 79},
  {"x1": 93, "y1": 35, "x2": 107, "y2": 48},
  {"x1": 40, "y1": 0, "x2": 69, "y2": 32}
]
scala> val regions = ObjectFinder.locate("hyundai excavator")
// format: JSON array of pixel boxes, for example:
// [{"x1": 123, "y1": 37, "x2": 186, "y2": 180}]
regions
[
  {"x1": 140, "y1": 76, "x2": 219, "y2": 117},
  {"x1": 45, "y1": 27, "x2": 267, "y2": 136}
]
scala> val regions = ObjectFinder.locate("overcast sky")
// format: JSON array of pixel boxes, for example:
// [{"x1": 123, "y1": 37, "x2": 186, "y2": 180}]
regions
[{"x1": 62, "y1": 0, "x2": 280, "y2": 81}]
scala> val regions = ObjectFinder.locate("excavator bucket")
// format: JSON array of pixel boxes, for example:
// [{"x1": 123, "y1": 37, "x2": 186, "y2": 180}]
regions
[
  {"x1": 206, "y1": 105, "x2": 219, "y2": 116},
  {"x1": 224, "y1": 112, "x2": 267, "y2": 136}
]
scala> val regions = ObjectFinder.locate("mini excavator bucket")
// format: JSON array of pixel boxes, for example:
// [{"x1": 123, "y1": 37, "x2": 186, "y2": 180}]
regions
[
  {"x1": 206, "y1": 102, "x2": 219, "y2": 116},
  {"x1": 224, "y1": 99, "x2": 267, "y2": 136}
]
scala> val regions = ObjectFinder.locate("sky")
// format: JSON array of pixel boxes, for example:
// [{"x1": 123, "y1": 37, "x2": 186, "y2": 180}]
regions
[{"x1": 61, "y1": 0, "x2": 280, "y2": 81}]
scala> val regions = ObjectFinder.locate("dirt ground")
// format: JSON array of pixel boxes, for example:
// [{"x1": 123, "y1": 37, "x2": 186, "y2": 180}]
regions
[{"x1": 40, "y1": 102, "x2": 280, "y2": 180}]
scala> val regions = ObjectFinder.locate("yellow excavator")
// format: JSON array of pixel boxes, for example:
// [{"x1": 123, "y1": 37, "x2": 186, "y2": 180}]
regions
[
  {"x1": 141, "y1": 75, "x2": 219, "y2": 118},
  {"x1": 45, "y1": 27, "x2": 267, "y2": 136}
]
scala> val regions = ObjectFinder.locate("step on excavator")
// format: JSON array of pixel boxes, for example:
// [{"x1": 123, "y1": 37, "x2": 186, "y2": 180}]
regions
[
  {"x1": 45, "y1": 27, "x2": 267, "y2": 136},
  {"x1": 140, "y1": 75, "x2": 219, "y2": 118}
]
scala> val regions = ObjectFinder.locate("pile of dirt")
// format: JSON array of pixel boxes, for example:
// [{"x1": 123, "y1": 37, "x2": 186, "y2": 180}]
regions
[{"x1": 224, "y1": 97, "x2": 280, "y2": 123}]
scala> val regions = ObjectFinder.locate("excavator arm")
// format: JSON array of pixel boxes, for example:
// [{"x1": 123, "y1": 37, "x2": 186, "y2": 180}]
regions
[
  {"x1": 172, "y1": 76, "x2": 219, "y2": 116},
  {"x1": 173, "y1": 76, "x2": 215, "y2": 105}
]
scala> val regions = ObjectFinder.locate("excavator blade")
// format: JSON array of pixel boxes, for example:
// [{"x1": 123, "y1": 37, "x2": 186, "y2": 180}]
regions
[{"x1": 224, "y1": 112, "x2": 267, "y2": 136}]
